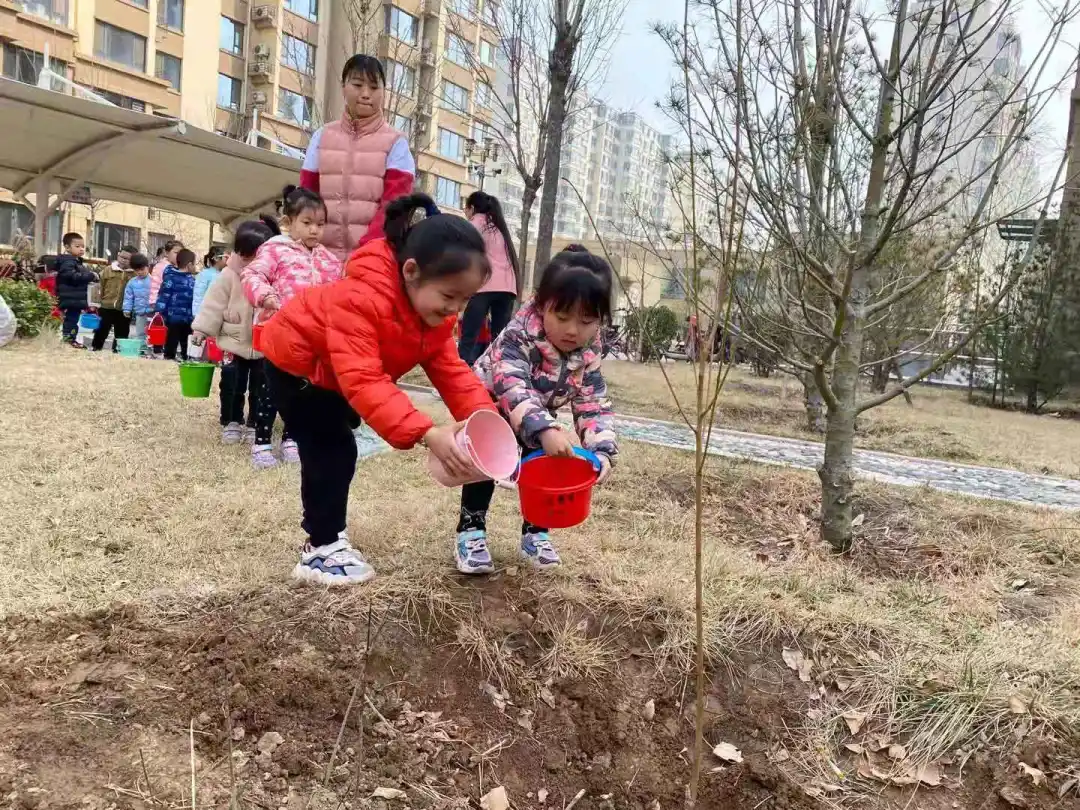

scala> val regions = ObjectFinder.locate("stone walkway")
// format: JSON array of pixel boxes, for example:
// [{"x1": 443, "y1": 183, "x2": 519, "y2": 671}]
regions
[{"x1": 404, "y1": 387, "x2": 1080, "y2": 510}]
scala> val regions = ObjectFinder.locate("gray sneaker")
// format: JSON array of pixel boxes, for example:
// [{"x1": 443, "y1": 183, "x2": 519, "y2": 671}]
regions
[
  {"x1": 521, "y1": 532, "x2": 561, "y2": 569},
  {"x1": 293, "y1": 537, "x2": 376, "y2": 586},
  {"x1": 455, "y1": 530, "x2": 495, "y2": 575}
]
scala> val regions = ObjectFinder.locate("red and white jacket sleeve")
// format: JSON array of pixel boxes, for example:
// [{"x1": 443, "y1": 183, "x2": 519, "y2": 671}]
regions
[
  {"x1": 299, "y1": 127, "x2": 323, "y2": 193},
  {"x1": 359, "y1": 137, "x2": 415, "y2": 246}
]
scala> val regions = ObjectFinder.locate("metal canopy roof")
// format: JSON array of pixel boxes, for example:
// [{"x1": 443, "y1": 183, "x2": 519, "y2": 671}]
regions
[{"x1": 0, "y1": 77, "x2": 300, "y2": 229}]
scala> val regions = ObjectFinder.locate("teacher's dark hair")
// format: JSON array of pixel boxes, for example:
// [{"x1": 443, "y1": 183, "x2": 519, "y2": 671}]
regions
[{"x1": 341, "y1": 54, "x2": 385, "y2": 86}]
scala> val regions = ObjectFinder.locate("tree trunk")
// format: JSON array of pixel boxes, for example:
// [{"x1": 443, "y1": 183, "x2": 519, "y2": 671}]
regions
[
  {"x1": 802, "y1": 371, "x2": 827, "y2": 433},
  {"x1": 519, "y1": 183, "x2": 538, "y2": 293},
  {"x1": 1025, "y1": 380, "x2": 1040, "y2": 413},
  {"x1": 819, "y1": 287, "x2": 867, "y2": 553},
  {"x1": 870, "y1": 362, "x2": 888, "y2": 393},
  {"x1": 533, "y1": 36, "x2": 573, "y2": 273}
]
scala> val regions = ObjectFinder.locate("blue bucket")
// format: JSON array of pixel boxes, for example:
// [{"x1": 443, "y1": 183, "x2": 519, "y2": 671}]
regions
[{"x1": 79, "y1": 312, "x2": 101, "y2": 330}]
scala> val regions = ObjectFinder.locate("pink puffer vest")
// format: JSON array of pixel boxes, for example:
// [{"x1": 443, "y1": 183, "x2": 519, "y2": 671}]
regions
[{"x1": 317, "y1": 119, "x2": 400, "y2": 261}]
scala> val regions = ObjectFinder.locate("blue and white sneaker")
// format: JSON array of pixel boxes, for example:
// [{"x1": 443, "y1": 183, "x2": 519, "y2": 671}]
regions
[
  {"x1": 293, "y1": 536, "x2": 376, "y2": 586},
  {"x1": 455, "y1": 530, "x2": 495, "y2": 575},
  {"x1": 521, "y1": 532, "x2": 561, "y2": 569},
  {"x1": 354, "y1": 424, "x2": 390, "y2": 460}
]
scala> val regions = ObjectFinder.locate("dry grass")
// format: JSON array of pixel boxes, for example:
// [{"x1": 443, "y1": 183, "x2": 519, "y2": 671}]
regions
[
  {"x1": 601, "y1": 359, "x2": 1080, "y2": 477},
  {"x1": 4, "y1": 337, "x2": 1080, "y2": 799}
]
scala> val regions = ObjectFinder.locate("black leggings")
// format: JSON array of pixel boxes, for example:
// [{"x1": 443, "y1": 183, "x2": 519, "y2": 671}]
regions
[
  {"x1": 458, "y1": 479, "x2": 548, "y2": 536},
  {"x1": 458, "y1": 292, "x2": 516, "y2": 365},
  {"x1": 219, "y1": 356, "x2": 258, "y2": 427},
  {"x1": 266, "y1": 363, "x2": 359, "y2": 547}
]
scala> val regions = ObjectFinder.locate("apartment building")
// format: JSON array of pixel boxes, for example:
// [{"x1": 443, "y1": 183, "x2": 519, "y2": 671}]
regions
[
  {"x1": 495, "y1": 100, "x2": 672, "y2": 251},
  {"x1": 0, "y1": 0, "x2": 495, "y2": 259}
]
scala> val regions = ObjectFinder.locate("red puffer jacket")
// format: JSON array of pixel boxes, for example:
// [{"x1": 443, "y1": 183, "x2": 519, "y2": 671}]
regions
[{"x1": 260, "y1": 239, "x2": 496, "y2": 449}]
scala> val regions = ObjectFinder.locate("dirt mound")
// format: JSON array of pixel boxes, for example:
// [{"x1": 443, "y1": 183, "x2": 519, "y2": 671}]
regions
[{"x1": 0, "y1": 580, "x2": 1072, "y2": 810}]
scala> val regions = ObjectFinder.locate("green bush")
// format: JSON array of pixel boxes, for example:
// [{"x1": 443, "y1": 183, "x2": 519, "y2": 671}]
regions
[
  {"x1": 0, "y1": 279, "x2": 56, "y2": 338},
  {"x1": 626, "y1": 305, "x2": 680, "y2": 361}
]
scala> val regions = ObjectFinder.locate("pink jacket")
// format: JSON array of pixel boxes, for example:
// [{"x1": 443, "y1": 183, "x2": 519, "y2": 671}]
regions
[
  {"x1": 299, "y1": 118, "x2": 415, "y2": 262},
  {"x1": 241, "y1": 235, "x2": 342, "y2": 323},
  {"x1": 471, "y1": 214, "x2": 517, "y2": 295},
  {"x1": 148, "y1": 257, "x2": 169, "y2": 306}
]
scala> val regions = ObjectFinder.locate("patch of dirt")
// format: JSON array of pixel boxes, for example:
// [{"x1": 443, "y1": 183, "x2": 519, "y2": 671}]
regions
[{"x1": 0, "y1": 581, "x2": 1075, "y2": 810}]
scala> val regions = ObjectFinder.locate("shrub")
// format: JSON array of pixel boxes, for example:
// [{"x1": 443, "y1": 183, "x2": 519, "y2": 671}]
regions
[
  {"x1": 626, "y1": 305, "x2": 680, "y2": 362},
  {"x1": 0, "y1": 279, "x2": 56, "y2": 338}
]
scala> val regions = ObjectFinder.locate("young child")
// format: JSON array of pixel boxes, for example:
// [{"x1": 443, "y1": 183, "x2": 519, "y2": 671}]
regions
[
  {"x1": 260, "y1": 193, "x2": 496, "y2": 586},
  {"x1": 192, "y1": 218, "x2": 292, "y2": 468},
  {"x1": 92, "y1": 244, "x2": 136, "y2": 352},
  {"x1": 123, "y1": 254, "x2": 154, "y2": 352},
  {"x1": 455, "y1": 245, "x2": 619, "y2": 574},
  {"x1": 55, "y1": 232, "x2": 98, "y2": 346},
  {"x1": 192, "y1": 248, "x2": 227, "y2": 318},
  {"x1": 156, "y1": 248, "x2": 197, "y2": 361}
]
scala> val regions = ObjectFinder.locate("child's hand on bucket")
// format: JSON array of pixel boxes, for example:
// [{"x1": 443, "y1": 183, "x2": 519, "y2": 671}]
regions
[
  {"x1": 540, "y1": 428, "x2": 575, "y2": 458},
  {"x1": 424, "y1": 423, "x2": 476, "y2": 480},
  {"x1": 191, "y1": 331, "x2": 206, "y2": 347}
]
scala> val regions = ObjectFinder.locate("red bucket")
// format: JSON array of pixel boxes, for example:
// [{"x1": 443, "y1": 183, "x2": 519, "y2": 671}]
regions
[
  {"x1": 147, "y1": 313, "x2": 166, "y2": 347},
  {"x1": 517, "y1": 448, "x2": 600, "y2": 529},
  {"x1": 206, "y1": 337, "x2": 224, "y2": 363},
  {"x1": 252, "y1": 322, "x2": 264, "y2": 352}
]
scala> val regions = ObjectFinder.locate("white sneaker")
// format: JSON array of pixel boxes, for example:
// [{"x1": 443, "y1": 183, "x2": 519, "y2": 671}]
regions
[
  {"x1": 222, "y1": 422, "x2": 244, "y2": 445},
  {"x1": 280, "y1": 439, "x2": 300, "y2": 464},
  {"x1": 293, "y1": 537, "x2": 376, "y2": 586},
  {"x1": 244, "y1": 426, "x2": 257, "y2": 444}
]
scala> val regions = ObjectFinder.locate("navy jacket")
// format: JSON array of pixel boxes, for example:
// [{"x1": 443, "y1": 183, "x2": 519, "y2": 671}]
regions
[
  {"x1": 54, "y1": 254, "x2": 97, "y2": 310},
  {"x1": 155, "y1": 266, "x2": 196, "y2": 325}
]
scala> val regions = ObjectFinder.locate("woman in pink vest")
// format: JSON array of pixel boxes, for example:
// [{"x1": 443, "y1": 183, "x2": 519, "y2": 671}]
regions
[{"x1": 299, "y1": 55, "x2": 415, "y2": 262}]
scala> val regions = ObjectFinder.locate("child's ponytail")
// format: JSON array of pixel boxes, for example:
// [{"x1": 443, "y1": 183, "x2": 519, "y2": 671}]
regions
[
  {"x1": 535, "y1": 244, "x2": 614, "y2": 322},
  {"x1": 384, "y1": 193, "x2": 490, "y2": 283}
]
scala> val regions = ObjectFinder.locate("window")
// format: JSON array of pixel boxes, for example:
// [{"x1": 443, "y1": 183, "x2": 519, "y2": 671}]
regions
[
  {"x1": 472, "y1": 120, "x2": 494, "y2": 143},
  {"x1": 284, "y1": 0, "x2": 318, "y2": 21},
  {"x1": 480, "y1": 40, "x2": 496, "y2": 66},
  {"x1": 476, "y1": 82, "x2": 492, "y2": 109},
  {"x1": 0, "y1": 202, "x2": 60, "y2": 252},
  {"x1": 157, "y1": 0, "x2": 184, "y2": 31},
  {"x1": 391, "y1": 113, "x2": 412, "y2": 135},
  {"x1": 94, "y1": 22, "x2": 147, "y2": 72},
  {"x1": 446, "y1": 34, "x2": 471, "y2": 66},
  {"x1": 482, "y1": 0, "x2": 498, "y2": 26},
  {"x1": 92, "y1": 87, "x2": 145, "y2": 111},
  {"x1": 386, "y1": 60, "x2": 416, "y2": 96},
  {"x1": 386, "y1": 6, "x2": 418, "y2": 45},
  {"x1": 16, "y1": 0, "x2": 67, "y2": 25},
  {"x1": 438, "y1": 128, "x2": 465, "y2": 161},
  {"x1": 127, "y1": 0, "x2": 148, "y2": 6},
  {"x1": 220, "y1": 17, "x2": 244, "y2": 55},
  {"x1": 217, "y1": 73, "x2": 242, "y2": 110},
  {"x1": 448, "y1": 0, "x2": 472, "y2": 17},
  {"x1": 94, "y1": 222, "x2": 141, "y2": 263},
  {"x1": 155, "y1": 52, "x2": 181, "y2": 90},
  {"x1": 148, "y1": 232, "x2": 176, "y2": 257},
  {"x1": 2, "y1": 45, "x2": 67, "y2": 91},
  {"x1": 434, "y1": 176, "x2": 462, "y2": 209},
  {"x1": 278, "y1": 88, "x2": 313, "y2": 127},
  {"x1": 441, "y1": 80, "x2": 469, "y2": 114},
  {"x1": 282, "y1": 34, "x2": 315, "y2": 75},
  {"x1": 994, "y1": 57, "x2": 1010, "y2": 77}
]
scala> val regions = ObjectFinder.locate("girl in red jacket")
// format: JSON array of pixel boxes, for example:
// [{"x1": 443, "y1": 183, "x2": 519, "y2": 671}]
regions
[{"x1": 261, "y1": 193, "x2": 496, "y2": 586}]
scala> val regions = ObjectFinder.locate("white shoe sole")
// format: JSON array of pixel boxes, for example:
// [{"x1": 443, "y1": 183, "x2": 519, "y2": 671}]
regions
[
  {"x1": 455, "y1": 554, "x2": 495, "y2": 575},
  {"x1": 520, "y1": 550, "x2": 561, "y2": 569},
  {"x1": 292, "y1": 562, "x2": 376, "y2": 586}
]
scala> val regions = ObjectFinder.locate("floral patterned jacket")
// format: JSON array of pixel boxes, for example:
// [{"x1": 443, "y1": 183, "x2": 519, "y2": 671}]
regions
[
  {"x1": 474, "y1": 300, "x2": 618, "y2": 461},
  {"x1": 241, "y1": 235, "x2": 342, "y2": 323}
]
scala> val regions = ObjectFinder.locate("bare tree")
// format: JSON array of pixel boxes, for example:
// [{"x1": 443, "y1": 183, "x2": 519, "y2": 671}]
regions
[{"x1": 655, "y1": 0, "x2": 1078, "y2": 552}]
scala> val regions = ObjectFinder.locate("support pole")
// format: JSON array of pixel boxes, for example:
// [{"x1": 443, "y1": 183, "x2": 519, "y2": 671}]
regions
[{"x1": 33, "y1": 175, "x2": 49, "y2": 255}]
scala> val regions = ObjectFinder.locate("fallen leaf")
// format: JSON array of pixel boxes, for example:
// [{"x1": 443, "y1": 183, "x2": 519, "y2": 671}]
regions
[
  {"x1": 815, "y1": 781, "x2": 844, "y2": 792},
  {"x1": 539, "y1": 684, "x2": 556, "y2": 709},
  {"x1": 844, "y1": 743, "x2": 865, "y2": 755},
  {"x1": 781, "y1": 647, "x2": 803, "y2": 673},
  {"x1": 842, "y1": 710, "x2": 867, "y2": 735},
  {"x1": 372, "y1": 787, "x2": 408, "y2": 800},
  {"x1": 1058, "y1": 777, "x2": 1077, "y2": 798},
  {"x1": 1011, "y1": 578, "x2": 1029, "y2": 590},
  {"x1": 480, "y1": 786, "x2": 510, "y2": 810},
  {"x1": 834, "y1": 676, "x2": 852, "y2": 692},
  {"x1": 887, "y1": 744, "x2": 907, "y2": 761},
  {"x1": 856, "y1": 759, "x2": 876, "y2": 779},
  {"x1": 1019, "y1": 762, "x2": 1046, "y2": 787},
  {"x1": 915, "y1": 762, "x2": 942, "y2": 787},
  {"x1": 642, "y1": 699, "x2": 655, "y2": 720},
  {"x1": 537, "y1": 788, "x2": 549, "y2": 804},
  {"x1": 772, "y1": 748, "x2": 791, "y2": 763},
  {"x1": 852, "y1": 513, "x2": 866, "y2": 527},
  {"x1": 712, "y1": 741, "x2": 744, "y2": 763},
  {"x1": 798, "y1": 656, "x2": 814, "y2": 683},
  {"x1": 1008, "y1": 694, "x2": 1030, "y2": 714},
  {"x1": 807, "y1": 707, "x2": 825, "y2": 722}
]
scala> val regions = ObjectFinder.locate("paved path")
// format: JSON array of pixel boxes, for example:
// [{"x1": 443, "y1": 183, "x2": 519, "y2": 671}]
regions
[{"x1": 404, "y1": 386, "x2": 1080, "y2": 510}]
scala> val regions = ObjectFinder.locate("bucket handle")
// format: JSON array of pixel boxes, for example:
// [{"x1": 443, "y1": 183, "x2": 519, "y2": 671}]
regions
[
  {"x1": 521, "y1": 447, "x2": 602, "y2": 472},
  {"x1": 462, "y1": 434, "x2": 523, "y2": 490}
]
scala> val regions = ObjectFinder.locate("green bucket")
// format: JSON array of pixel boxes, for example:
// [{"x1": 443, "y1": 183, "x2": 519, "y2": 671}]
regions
[
  {"x1": 178, "y1": 362, "x2": 216, "y2": 398},
  {"x1": 116, "y1": 338, "x2": 142, "y2": 357}
]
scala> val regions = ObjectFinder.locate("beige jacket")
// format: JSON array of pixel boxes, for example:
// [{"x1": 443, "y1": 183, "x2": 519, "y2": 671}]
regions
[{"x1": 191, "y1": 262, "x2": 261, "y2": 360}]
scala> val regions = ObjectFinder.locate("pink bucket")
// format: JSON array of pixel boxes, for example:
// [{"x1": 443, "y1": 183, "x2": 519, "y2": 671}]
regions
[{"x1": 427, "y1": 410, "x2": 519, "y2": 487}]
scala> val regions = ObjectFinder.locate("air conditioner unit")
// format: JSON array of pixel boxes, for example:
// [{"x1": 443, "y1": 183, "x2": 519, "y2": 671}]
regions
[
  {"x1": 251, "y1": 5, "x2": 276, "y2": 26},
  {"x1": 248, "y1": 60, "x2": 272, "y2": 81},
  {"x1": 417, "y1": 101, "x2": 434, "y2": 118},
  {"x1": 415, "y1": 121, "x2": 429, "y2": 135},
  {"x1": 253, "y1": 43, "x2": 271, "y2": 58},
  {"x1": 420, "y1": 48, "x2": 435, "y2": 67},
  {"x1": 252, "y1": 90, "x2": 268, "y2": 105}
]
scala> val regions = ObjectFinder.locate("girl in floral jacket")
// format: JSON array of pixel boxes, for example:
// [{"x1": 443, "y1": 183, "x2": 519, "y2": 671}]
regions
[{"x1": 456, "y1": 244, "x2": 619, "y2": 575}]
